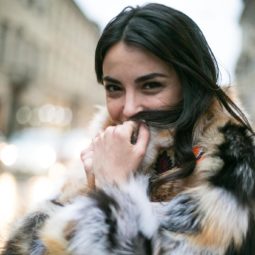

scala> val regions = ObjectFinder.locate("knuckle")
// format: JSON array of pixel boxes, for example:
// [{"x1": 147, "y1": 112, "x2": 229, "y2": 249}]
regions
[
  {"x1": 113, "y1": 125, "x2": 125, "y2": 137},
  {"x1": 136, "y1": 147, "x2": 146, "y2": 158},
  {"x1": 80, "y1": 151, "x2": 85, "y2": 158},
  {"x1": 105, "y1": 126, "x2": 114, "y2": 132},
  {"x1": 104, "y1": 126, "x2": 115, "y2": 136},
  {"x1": 92, "y1": 135, "x2": 100, "y2": 144},
  {"x1": 125, "y1": 120, "x2": 137, "y2": 129},
  {"x1": 83, "y1": 158, "x2": 92, "y2": 170}
]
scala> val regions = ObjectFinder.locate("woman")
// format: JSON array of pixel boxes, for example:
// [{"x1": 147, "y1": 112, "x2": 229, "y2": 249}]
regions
[{"x1": 2, "y1": 3, "x2": 255, "y2": 255}]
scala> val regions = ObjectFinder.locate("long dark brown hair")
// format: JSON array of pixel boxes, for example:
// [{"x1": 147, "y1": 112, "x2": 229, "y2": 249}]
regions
[{"x1": 95, "y1": 3, "x2": 254, "y2": 188}]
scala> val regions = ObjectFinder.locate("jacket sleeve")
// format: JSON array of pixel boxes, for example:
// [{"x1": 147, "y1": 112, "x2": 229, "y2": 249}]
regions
[
  {"x1": 1, "y1": 176, "x2": 158, "y2": 255},
  {"x1": 42, "y1": 175, "x2": 157, "y2": 255}
]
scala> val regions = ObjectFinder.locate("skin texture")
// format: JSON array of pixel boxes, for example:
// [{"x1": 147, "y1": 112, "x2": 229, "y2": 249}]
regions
[{"x1": 81, "y1": 42, "x2": 182, "y2": 185}]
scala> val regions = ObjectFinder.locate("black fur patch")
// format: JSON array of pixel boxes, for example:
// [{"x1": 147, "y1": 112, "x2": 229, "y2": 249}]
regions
[
  {"x1": 89, "y1": 189, "x2": 153, "y2": 254},
  {"x1": 50, "y1": 198, "x2": 64, "y2": 207},
  {"x1": 161, "y1": 193, "x2": 201, "y2": 234},
  {"x1": 210, "y1": 123, "x2": 255, "y2": 205},
  {"x1": 132, "y1": 232, "x2": 153, "y2": 255}
]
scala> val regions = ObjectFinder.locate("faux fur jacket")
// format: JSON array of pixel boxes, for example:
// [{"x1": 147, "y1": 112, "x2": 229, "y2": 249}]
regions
[{"x1": 2, "y1": 88, "x2": 255, "y2": 255}]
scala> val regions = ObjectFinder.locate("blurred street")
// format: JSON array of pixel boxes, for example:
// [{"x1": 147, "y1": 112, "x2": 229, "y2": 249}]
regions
[{"x1": 0, "y1": 0, "x2": 104, "y2": 246}]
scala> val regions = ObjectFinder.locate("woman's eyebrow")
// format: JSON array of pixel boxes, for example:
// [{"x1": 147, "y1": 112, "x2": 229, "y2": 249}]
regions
[
  {"x1": 102, "y1": 76, "x2": 121, "y2": 84},
  {"x1": 102, "y1": 73, "x2": 167, "y2": 84},
  {"x1": 135, "y1": 73, "x2": 167, "y2": 83}
]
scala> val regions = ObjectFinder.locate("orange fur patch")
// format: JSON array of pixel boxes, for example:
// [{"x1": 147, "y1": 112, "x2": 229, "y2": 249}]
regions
[{"x1": 42, "y1": 239, "x2": 70, "y2": 255}]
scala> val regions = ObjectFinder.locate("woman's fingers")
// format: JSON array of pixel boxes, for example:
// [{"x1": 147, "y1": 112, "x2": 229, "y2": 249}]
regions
[
  {"x1": 80, "y1": 144, "x2": 93, "y2": 160},
  {"x1": 82, "y1": 152, "x2": 93, "y2": 170},
  {"x1": 113, "y1": 121, "x2": 139, "y2": 144},
  {"x1": 81, "y1": 144, "x2": 94, "y2": 170},
  {"x1": 134, "y1": 123, "x2": 150, "y2": 156},
  {"x1": 86, "y1": 171, "x2": 95, "y2": 190},
  {"x1": 81, "y1": 146, "x2": 96, "y2": 189},
  {"x1": 80, "y1": 121, "x2": 150, "y2": 186}
]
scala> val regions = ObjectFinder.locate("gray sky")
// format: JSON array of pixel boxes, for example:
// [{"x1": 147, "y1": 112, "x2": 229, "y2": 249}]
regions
[{"x1": 75, "y1": 0, "x2": 243, "y2": 85}]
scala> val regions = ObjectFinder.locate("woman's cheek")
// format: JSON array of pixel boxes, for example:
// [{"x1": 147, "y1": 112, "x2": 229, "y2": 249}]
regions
[{"x1": 106, "y1": 99, "x2": 122, "y2": 122}]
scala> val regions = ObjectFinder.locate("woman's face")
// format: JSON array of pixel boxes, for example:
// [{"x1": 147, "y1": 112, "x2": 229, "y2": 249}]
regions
[{"x1": 102, "y1": 42, "x2": 182, "y2": 123}]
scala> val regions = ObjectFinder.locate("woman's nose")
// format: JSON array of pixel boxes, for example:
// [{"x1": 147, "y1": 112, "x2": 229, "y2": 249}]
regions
[{"x1": 122, "y1": 94, "x2": 143, "y2": 120}]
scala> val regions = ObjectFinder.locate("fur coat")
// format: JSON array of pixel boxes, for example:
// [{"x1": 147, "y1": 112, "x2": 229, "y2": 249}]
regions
[{"x1": 2, "y1": 88, "x2": 255, "y2": 255}]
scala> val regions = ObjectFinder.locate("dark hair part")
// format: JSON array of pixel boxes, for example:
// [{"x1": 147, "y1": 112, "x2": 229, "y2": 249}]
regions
[{"x1": 95, "y1": 3, "x2": 254, "y2": 191}]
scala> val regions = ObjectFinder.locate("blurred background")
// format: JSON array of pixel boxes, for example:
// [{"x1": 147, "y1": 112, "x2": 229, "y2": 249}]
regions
[{"x1": 0, "y1": 0, "x2": 254, "y2": 246}]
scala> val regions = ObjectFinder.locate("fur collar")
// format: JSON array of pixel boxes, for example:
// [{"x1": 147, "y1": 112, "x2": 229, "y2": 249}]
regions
[{"x1": 53, "y1": 86, "x2": 246, "y2": 204}]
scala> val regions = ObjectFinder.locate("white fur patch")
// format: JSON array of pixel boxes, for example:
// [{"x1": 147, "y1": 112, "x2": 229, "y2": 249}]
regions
[
  {"x1": 68, "y1": 198, "x2": 110, "y2": 255},
  {"x1": 40, "y1": 199, "x2": 85, "y2": 249},
  {"x1": 120, "y1": 175, "x2": 158, "y2": 237}
]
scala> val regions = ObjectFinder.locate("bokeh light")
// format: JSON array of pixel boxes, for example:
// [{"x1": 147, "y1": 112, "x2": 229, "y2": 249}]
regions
[{"x1": 0, "y1": 143, "x2": 18, "y2": 166}]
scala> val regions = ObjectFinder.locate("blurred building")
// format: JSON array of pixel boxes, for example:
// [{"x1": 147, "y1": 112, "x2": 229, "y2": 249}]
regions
[
  {"x1": 235, "y1": 0, "x2": 255, "y2": 122},
  {"x1": 0, "y1": 0, "x2": 105, "y2": 137}
]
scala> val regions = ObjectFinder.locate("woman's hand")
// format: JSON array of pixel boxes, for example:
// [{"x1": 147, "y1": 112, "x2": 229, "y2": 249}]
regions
[
  {"x1": 80, "y1": 143, "x2": 95, "y2": 189},
  {"x1": 81, "y1": 121, "x2": 150, "y2": 186}
]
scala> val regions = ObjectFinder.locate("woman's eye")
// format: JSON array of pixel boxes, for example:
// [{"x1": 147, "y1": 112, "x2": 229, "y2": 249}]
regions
[
  {"x1": 143, "y1": 82, "x2": 162, "y2": 90},
  {"x1": 105, "y1": 84, "x2": 122, "y2": 92}
]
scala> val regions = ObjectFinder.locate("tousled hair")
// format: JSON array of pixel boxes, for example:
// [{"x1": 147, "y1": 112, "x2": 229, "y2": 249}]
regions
[{"x1": 95, "y1": 3, "x2": 254, "y2": 190}]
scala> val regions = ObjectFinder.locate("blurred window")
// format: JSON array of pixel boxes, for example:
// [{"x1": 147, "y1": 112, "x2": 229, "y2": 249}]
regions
[
  {"x1": 27, "y1": 0, "x2": 47, "y2": 15},
  {"x1": 14, "y1": 27, "x2": 24, "y2": 66},
  {"x1": 27, "y1": 0, "x2": 35, "y2": 6},
  {"x1": 0, "y1": 22, "x2": 8, "y2": 64}
]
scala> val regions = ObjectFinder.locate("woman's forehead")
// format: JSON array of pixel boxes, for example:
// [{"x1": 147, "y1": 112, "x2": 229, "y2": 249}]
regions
[{"x1": 102, "y1": 42, "x2": 173, "y2": 78}]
